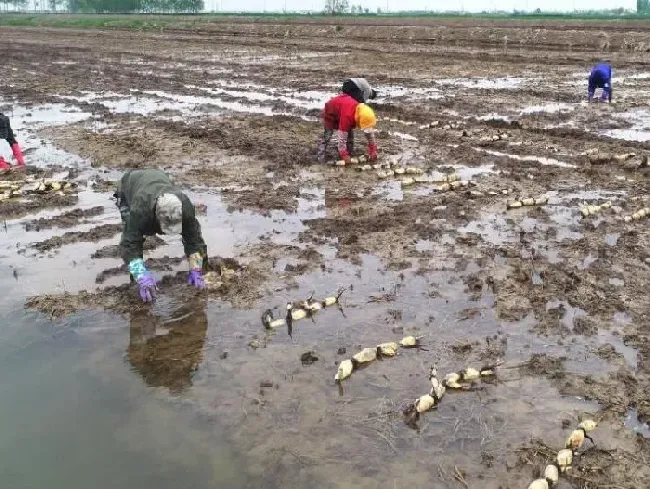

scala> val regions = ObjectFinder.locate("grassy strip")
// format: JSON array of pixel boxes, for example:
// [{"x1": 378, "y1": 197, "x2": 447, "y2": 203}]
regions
[{"x1": 0, "y1": 12, "x2": 649, "y2": 29}]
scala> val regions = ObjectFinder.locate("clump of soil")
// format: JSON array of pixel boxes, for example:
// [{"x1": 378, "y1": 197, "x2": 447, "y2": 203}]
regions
[
  {"x1": 25, "y1": 206, "x2": 105, "y2": 231},
  {"x1": 95, "y1": 255, "x2": 185, "y2": 284},
  {"x1": 31, "y1": 223, "x2": 123, "y2": 252},
  {"x1": 0, "y1": 193, "x2": 78, "y2": 220},
  {"x1": 521, "y1": 353, "x2": 566, "y2": 380},
  {"x1": 25, "y1": 255, "x2": 258, "y2": 318}
]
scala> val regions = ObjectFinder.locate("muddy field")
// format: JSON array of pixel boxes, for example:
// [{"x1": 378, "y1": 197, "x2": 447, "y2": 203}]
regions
[{"x1": 1, "y1": 17, "x2": 650, "y2": 489}]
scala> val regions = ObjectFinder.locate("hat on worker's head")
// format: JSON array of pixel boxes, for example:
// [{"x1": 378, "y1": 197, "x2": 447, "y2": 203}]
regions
[
  {"x1": 156, "y1": 193, "x2": 183, "y2": 235},
  {"x1": 355, "y1": 103, "x2": 377, "y2": 133}
]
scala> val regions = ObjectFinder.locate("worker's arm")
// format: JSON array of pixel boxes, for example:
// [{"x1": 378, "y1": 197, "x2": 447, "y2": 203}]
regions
[
  {"x1": 364, "y1": 131, "x2": 378, "y2": 162},
  {"x1": 121, "y1": 213, "x2": 157, "y2": 303},
  {"x1": 181, "y1": 201, "x2": 208, "y2": 289},
  {"x1": 587, "y1": 71, "x2": 597, "y2": 101},
  {"x1": 607, "y1": 67, "x2": 613, "y2": 103},
  {"x1": 336, "y1": 110, "x2": 356, "y2": 162}
]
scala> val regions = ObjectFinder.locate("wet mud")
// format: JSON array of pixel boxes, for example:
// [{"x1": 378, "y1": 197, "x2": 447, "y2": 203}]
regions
[
  {"x1": 2, "y1": 17, "x2": 650, "y2": 489},
  {"x1": 25, "y1": 205, "x2": 105, "y2": 231},
  {"x1": 30, "y1": 223, "x2": 123, "y2": 252}
]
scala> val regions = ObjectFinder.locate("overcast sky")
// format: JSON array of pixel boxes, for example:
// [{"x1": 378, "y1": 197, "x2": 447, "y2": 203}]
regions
[{"x1": 203, "y1": 0, "x2": 636, "y2": 12}]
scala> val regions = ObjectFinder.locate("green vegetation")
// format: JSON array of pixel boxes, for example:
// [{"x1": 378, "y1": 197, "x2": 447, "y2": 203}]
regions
[{"x1": 0, "y1": 11, "x2": 649, "y2": 28}]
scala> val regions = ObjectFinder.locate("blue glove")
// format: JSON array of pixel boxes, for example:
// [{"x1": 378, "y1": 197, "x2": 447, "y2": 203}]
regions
[
  {"x1": 129, "y1": 258, "x2": 157, "y2": 303},
  {"x1": 188, "y1": 269, "x2": 205, "y2": 289}
]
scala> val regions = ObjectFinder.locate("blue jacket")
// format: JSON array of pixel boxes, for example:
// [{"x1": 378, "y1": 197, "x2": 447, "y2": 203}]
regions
[{"x1": 589, "y1": 63, "x2": 612, "y2": 92}]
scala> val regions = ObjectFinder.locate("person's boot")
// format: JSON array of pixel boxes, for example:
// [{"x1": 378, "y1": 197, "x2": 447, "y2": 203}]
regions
[
  {"x1": 0, "y1": 156, "x2": 11, "y2": 171},
  {"x1": 11, "y1": 143, "x2": 25, "y2": 166}
]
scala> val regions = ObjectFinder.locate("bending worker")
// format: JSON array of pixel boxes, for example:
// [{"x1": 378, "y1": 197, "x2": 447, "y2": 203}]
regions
[
  {"x1": 317, "y1": 91, "x2": 377, "y2": 164},
  {"x1": 588, "y1": 63, "x2": 612, "y2": 103},
  {"x1": 0, "y1": 112, "x2": 26, "y2": 170},
  {"x1": 115, "y1": 169, "x2": 208, "y2": 303},
  {"x1": 342, "y1": 77, "x2": 377, "y2": 103}
]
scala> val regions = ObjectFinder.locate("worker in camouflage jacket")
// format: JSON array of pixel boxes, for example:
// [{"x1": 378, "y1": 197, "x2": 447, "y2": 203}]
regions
[{"x1": 114, "y1": 169, "x2": 208, "y2": 303}]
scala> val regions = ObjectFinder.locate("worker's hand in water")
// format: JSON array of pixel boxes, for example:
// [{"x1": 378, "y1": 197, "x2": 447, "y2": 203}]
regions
[
  {"x1": 368, "y1": 143, "x2": 378, "y2": 162},
  {"x1": 188, "y1": 269, "x2": 205, "y2": 289},
  {"x1": 137, "y1": 272, "x2": 157, "y2": 303}
]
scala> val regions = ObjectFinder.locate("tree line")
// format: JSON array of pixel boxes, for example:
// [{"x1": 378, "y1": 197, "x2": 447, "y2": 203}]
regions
[{"x1": 0, "y1": 0, "x2": 203, "y2": 12}]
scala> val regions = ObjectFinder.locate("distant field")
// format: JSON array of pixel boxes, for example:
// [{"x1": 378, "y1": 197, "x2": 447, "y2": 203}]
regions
[{"x1": 1, "y1": 12, "x2": 650, "y2": 30}]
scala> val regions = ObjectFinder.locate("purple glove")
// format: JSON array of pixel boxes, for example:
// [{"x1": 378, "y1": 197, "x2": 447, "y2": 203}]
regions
[
  {"x1": 188, "y1": 269, "x2": 205, "y2": 289},
  {"x1": 137, "y1": 272, "x2": 157, "y2": 303}
]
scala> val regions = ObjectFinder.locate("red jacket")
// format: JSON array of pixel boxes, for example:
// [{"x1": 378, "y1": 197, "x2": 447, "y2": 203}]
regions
[{"x1": 323, "y1": 94, "x2": 358, "y2": 132}]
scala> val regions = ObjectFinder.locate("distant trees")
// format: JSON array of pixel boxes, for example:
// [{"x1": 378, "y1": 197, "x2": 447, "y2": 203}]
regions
[
  {"x1": 1, "y1": 0, "x2": 28, "y2": 11},
  {"x1": 639, "y1": 0, "x2": 649, "y2": 12},
  {"x1": 66, "y1": 0, "x2": 203, "y2": 12},
  {"x1": 324, "y1": 0, "x2": 349, "y2": 14},
  {"x1": 49, "y1": 0, "x2": 66, "y2": 10}
]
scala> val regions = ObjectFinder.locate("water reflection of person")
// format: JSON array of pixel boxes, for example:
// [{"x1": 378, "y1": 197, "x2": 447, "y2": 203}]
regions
[{"x1": 127, "y1": 298, "x2": 208, "y2": 394}]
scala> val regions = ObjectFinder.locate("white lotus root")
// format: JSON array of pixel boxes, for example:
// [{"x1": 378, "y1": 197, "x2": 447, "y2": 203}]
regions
[
  {"x1": 507, "y1": 197, "x2": 548, "y2": 209},
  {"x1": 334, "y1": 336, "x2": 424, "y2": 382},
  {"x1": 352, "y1": 347, "x2": 377, "y2": 364},
  {"x1": 262, "y1": 289, "x2": 346, "y2": 330},
  {"x1": 335, "y1": 359, "x2": 354, "y2": 381},
  {"x1": 581, "y1": 201, "x2": 612, "y2": 217},
  {"x1": 0, "y1": 178, "x2": 76, "y2": 201},
  {"x1": 524, "y1": 420, "x2": 597, "y2": 489},
  {"x1": 623, "y1": 207, "x2": 650, "y2": 223}
]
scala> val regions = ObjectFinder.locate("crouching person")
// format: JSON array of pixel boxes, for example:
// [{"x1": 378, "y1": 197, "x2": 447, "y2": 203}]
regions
[
  {"x1": 316, "y1": 93, "x2": 377, "y2": 164},
  {"x1": 115, "y1": 169, "x2": 208, "y2": 303}
]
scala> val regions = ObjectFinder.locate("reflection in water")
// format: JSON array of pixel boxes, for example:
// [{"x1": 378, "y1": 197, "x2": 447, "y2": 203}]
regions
[{"x1": 127, "y1": 299, "x2": 208, "y2": 393}]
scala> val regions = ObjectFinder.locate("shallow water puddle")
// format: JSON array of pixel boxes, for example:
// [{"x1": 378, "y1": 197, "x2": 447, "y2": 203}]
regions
[
  {"x1": 436, "y1": 76, "x2": 524, "y2": 90},
  {"x1": 520, "y1": 102, "x2": 576, "y2": 115},
  {"x1": 624, "y1": 409, "x2": 650, "y2": 438},
  {"x1": 597, "y1": 329, "x2": 639, "y2": 370},
  {"x1": 0, "y1": 101, "x2": 91, "y2": 162},
  {"x1": 476, "y1": 148, "x2": 576, "y2": 168},
  {"x1": 603, "y1": 108, "x2": 650, "y2": 142}
]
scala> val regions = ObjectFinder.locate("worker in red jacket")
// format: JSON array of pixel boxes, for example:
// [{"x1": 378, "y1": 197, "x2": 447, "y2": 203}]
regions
[
  {"x1": 316, "y1": 93, "x2": 377, "y2": 164},
  {"x1": 0, "y1": 113, "x2": 25, "y2": 171}
]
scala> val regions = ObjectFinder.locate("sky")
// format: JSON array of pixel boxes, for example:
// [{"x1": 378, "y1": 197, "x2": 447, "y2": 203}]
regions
[{"x1": 200, "y1": 0, "x2": 636, "y2": 12}]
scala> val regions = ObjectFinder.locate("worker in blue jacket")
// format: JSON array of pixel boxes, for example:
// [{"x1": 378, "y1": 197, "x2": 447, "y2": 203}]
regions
[{"x1": 588, "y1": 63, "x2": 612, "y2": 103}]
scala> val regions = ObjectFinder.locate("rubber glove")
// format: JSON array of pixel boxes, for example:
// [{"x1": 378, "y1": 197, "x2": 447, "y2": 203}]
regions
[
  {"x1": 128, "y1": 258, "x2": 157, "y2": 303},
  {"x1": 187, "y1": 252, "x2": 205, "y2": 289},
  {"x1": 368, "y1": 142, "x2": 378, "y2": 162},
  {"x1": 188, "y1": 270, "x2": 205, "y2": 289},
  {"x1": 138, "y1": 272, "x2": 157, "y2": 302}
]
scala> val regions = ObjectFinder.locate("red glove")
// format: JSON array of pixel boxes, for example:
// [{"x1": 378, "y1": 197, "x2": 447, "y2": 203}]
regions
[
  {"x1": 339, "y1": 150, "x2": 351, "y2": 165},
  {"x1": 368, "y1": 143, "x2": 378, "y2": 162}
]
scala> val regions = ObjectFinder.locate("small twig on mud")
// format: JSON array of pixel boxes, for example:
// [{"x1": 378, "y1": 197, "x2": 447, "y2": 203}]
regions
[
  {"x1": 454, "y1": 466, "x2": 468, "y2": 488},
  {"x1": 375, "y1": 430, "x2": 397, "y2": 454},
  {"x1": 241, "y1": 397, "x2": 248, "y2": 419}
]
